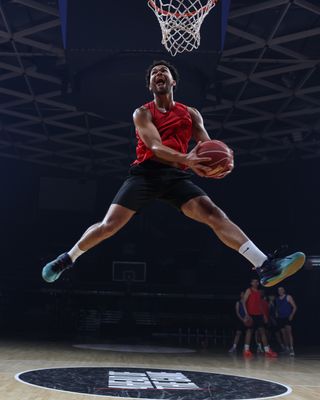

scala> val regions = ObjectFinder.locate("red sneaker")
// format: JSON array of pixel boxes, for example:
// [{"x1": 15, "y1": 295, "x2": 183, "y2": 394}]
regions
[
  {"x1": 265, "y1": 349, "x2": 278, "y2": 358},
  {"x1": 243, "y1": 350, "x2": 253, "y2": 358}
]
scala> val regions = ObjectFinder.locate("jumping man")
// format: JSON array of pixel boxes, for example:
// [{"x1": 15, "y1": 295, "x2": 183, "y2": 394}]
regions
[{"x1": 42, "y1": 60, "x2": 305, "y2": 287}]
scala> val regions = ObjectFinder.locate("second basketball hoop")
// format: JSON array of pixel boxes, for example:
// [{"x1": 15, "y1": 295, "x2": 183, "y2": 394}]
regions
[{"x1": 148, "y1": 0, "x2": 218, "y2": 56}]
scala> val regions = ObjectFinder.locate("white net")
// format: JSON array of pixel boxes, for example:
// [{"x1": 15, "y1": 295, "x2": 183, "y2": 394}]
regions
[{"x1": 148, "y1": 0, "x2": 218, "y2": 56}]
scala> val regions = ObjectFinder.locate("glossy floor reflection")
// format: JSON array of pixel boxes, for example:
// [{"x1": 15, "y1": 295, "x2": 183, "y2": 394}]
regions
[{"x1": 0, "y1": 339, "x2": 319, "y2": 400}]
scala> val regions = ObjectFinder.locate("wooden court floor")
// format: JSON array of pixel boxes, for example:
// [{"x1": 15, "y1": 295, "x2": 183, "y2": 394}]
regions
[{"x1": 0, "y1": 339, "x2": 319, "y2": 400}]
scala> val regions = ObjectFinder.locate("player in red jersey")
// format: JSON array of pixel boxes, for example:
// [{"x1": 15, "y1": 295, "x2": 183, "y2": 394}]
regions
[
  {"x1": 242, "y1": 279, "x2": 277, "y2": 358},
  {"x1": 42, "y1": 60, "x2": 305, "y2": 285}
]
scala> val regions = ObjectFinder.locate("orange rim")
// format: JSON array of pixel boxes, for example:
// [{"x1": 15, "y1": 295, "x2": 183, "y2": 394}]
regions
[{"x1": 148, "y1": 0, "x2": 218, "y2": 19}]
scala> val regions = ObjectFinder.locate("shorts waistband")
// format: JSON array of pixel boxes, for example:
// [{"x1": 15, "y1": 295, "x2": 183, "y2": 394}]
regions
[{"x1": 130, "y1": 161, "x2": 191, "y2": 177}]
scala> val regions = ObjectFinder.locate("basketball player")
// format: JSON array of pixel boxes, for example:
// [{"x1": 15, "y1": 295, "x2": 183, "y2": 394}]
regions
[
  {"x1": 268, "y1": 293, "x2": 285, "y2": 351},
  {"x1": 228, "y1": 291, "x2": 246, "y2": 353},
  {"x1": 254, "y1": 290, "x2": 270, "y2": 353},
  {"x1": 276, "y1": 286, "x2": 297, "y2": 356},
  {"x1": 242, "y1": 279, "x2": 277, "y2": 358},
  {"x1": 42, "y1": 60, "x2": 305, "y2": 287}
]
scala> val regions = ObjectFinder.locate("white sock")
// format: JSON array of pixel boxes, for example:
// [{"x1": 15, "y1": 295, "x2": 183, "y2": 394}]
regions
[
  {"x1": 68, "y1": 244, "x2": 85, "y2": 263},
  {"x1": 239, "y1": 240, "x2": 268, "y2": 268},
  {"x1": 244, "y1": 344, "x2": 250, "y2": 351},
  {"x1": 264, "y1": 345, "x2": 270, "y2": 352}
]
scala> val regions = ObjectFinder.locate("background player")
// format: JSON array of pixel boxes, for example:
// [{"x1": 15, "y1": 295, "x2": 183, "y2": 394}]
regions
[
  {"x1": 229, "y1": 291, "x2": 246, "y2": 353},
  {"x1": 276, "y1": 286, "x2": 297, "y2": 356},
  {"x1": 242, "y1": 279, "x2": 277, "y2": 358}
]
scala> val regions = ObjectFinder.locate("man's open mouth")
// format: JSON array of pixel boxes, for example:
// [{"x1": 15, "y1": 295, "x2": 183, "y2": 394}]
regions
[{"x1": 156, "y1": 78, "x2": 166, "y2": 85}]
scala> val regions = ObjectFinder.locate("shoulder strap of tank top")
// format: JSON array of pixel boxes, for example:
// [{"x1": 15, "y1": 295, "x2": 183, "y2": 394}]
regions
[{"x1": 142, "y1": 101, "x2": 155, "y2": 120}]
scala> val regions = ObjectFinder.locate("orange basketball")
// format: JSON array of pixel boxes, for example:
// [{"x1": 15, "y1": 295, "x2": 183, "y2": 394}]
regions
[{"x1": 197, "y1": 140, "x2": 234, "y2": 179}]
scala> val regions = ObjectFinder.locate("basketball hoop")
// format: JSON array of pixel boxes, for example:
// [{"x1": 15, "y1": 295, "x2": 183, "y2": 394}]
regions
[{"x1": 148, "y1": 0, "x2": 218, "y2": 56}]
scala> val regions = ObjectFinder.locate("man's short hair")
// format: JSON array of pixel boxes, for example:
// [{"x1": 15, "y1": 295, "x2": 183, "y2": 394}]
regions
[{"x1": 145, "y1": 60, "x2": 179, "y2": 91}]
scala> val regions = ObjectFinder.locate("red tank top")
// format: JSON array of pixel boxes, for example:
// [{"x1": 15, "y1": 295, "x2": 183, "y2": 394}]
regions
[
  {"x1": 246, "y1": 289, "x2": 263, "y2": 316},
  {"x1": 132, "y1": 101, "x2": 193, "y2": 168}
]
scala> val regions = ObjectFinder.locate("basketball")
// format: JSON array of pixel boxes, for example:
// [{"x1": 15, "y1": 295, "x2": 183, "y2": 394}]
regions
[
  {"x1": 243, "y1": 316, "x2": 253, "y2": 328},
  {"x1": 197, "y1": 140, "x2": 234, "y2": 179}
]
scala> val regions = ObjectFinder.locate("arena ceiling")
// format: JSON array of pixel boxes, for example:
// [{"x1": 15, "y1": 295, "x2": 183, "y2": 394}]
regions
[{"x1": 0, "y1": 0, "x2": 319, "y2": 176}]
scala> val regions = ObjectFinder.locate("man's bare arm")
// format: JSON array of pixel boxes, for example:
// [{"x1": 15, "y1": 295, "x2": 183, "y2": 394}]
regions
[
  {"x1": 188, "y1": 107, "x2": 212, "y2": 143},
  {"x1": 235, "y1": 302, "x2": 244, "y2": 321},
  {"x1": 287, "y1": 295, "x2": 297, "y2": 320},
  {"x1": 133, "y1": 107, "x2": 211, "y2": 173}
]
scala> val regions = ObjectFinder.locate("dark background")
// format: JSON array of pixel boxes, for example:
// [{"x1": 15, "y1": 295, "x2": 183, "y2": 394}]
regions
[
  {"x1": 1, "y1": 155, "x2": 319, "y2": 347},
  {"x1": 0, "y1": 0, "x2": 319, "y2": 350}
]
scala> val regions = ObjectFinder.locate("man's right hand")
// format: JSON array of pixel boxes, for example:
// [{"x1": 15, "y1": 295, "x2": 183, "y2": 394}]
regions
[{"x1": 185, "y1": 142, "x2": 212, "y2": 176}]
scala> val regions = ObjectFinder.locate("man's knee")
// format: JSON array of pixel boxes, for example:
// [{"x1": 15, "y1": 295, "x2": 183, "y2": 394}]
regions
[
  {"x1": 182, "y1": 196, "x2": 230, "y2": 228},
  {"x1": 194, "y1": 197, "x2": 228, "y2": 224},
  {"x1": 97, "y1": 220, "x2": 120, "y2": 238}
]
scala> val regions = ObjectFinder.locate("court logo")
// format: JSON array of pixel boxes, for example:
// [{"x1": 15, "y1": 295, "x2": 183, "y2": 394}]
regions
[
  {"x1": 109, "y1": 370, "x2": 199, "y2": 390},
  {"x1": 16, "y1": 367, "x2": 291, "y2": 399}
]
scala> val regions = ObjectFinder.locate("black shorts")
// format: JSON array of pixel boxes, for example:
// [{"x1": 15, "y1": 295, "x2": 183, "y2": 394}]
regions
[
  {"x1": 112, "y1": 160, "x2": 207, "y2": 212},
  {"x1": 249, "y1": 315, "x2": 265, "y2": 329},
  {"x1": 277, "y1": 317, "x2": 292, "y2": 329}
]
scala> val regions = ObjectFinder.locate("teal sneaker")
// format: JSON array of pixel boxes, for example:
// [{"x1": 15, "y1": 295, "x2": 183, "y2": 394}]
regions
[
  {"x1": 257, "y1": 251, "x2": 305, "y2": 287},
  {"x1": 42, "y1": 253, "x2": 73, "y2": 283}
]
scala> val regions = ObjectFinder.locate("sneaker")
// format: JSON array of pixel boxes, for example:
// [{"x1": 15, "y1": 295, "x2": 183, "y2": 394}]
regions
[
  {"x1": 265, "y1": 349, "x2": 278, "y2": 358},
  {"x1": 228, "y1": 346, "x2": 237, "y2": 353},
  {"x1": 243, "y1": 350, "x2": 253, "y2": 358},
  {"x1": 256, "y1": 346, "x2": 264, "y2": 353},
  {"x1": 42, "y1": 253, "x2": 73, "y2": 283},
  {"x1": 257, "y1": 251, "x2": 305, "y2": 287},
  {"x1": 289, "y1": 349, "x2": 295, "y2": 356}
]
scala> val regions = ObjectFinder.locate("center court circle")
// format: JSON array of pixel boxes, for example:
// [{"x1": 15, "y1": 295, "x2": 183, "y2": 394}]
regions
[
  {"x1": 73, "y1": 343, "x2": 196, "y2": 353},
  {"x1": 16, "y1": 367, "x2": 291, "y2": 399}
]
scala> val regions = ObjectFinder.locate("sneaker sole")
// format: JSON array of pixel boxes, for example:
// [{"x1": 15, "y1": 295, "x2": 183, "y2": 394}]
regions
[{"x1": 262, "y1": 252, "x2": 305, "y2": 287}]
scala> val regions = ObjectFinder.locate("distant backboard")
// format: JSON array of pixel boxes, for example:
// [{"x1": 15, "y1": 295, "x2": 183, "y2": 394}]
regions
[{"x1": 112, "y1": 261, "x2": 147, "y2": 283}]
